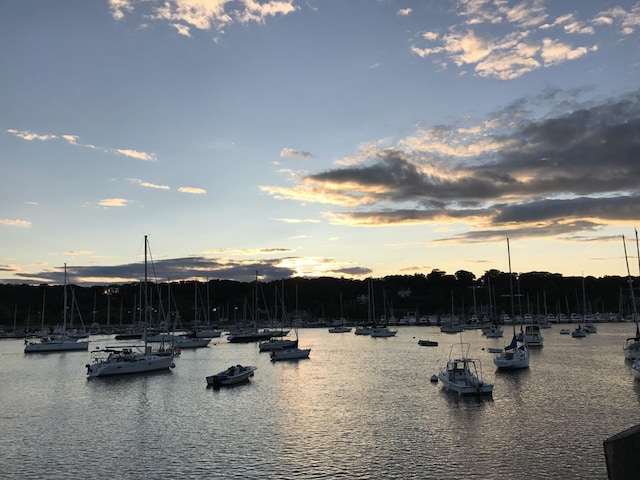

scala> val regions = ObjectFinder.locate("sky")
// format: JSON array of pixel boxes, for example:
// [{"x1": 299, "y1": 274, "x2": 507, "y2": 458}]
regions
[{"x1": 2, "y1": 0, "x2": 640, "y2": 286}]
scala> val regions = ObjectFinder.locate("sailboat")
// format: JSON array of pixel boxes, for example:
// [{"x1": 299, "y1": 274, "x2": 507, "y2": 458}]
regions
[
  {"x1": 86, "y1": 236, "x2": 176, "y2": 377},
  {"x1": 494, "y1": 238, "x2": 530, "y2": 370},
  {"x1": 24, "y1": 264, "x2": 90, "y2": 353},
  {"x1": 270, "y1": 289, "x2": 311, "y2": 361},
  {"x1": 623, "y1": 232, "x2": 640, "y2": 361},
  {"x1": 329, "y1": 292, "x2": 351, "y2": 333}
]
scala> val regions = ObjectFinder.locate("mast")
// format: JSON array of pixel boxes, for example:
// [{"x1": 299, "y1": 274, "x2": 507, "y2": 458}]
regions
[
  {"x1": 143, "y1": 235, "x2": 149, "y2": 349},
  {"x1": 623, "y1": 234, "x2": 639, "y2": 338},
  {"x1": 507, "y1": 238, "x2": 516, "y2": 337},
  {"x1": 63, "y1": 263, "x2": 68, "y2": 334}
]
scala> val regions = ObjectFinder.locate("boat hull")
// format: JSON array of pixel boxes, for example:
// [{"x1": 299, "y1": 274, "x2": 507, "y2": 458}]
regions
[
  {"x1": 206, "y1": 366, "x2": 256, "y2": 387},
  {"x1": 87, "y1": 352, "x2": 175, "y2": 377},
  {"x1": 24, "y1": 339, "x2": 89, "y2": 353},
  {"x1": 270, "y1": 348, "x2": 311, "y2": 361}
]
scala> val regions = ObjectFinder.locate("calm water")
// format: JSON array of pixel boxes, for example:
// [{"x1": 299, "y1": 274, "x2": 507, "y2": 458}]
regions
[{"x1": 2, "y1": 323, "x2": 640, "y2": 479}]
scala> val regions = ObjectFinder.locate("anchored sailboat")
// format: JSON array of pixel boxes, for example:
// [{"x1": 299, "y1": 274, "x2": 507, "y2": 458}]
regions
[
  {"x1": 494, "y1": 238, "x2": 530, "y2": 370},
  {"x1": 86, "y1": 236, "x2": 176, "y2": 377}
]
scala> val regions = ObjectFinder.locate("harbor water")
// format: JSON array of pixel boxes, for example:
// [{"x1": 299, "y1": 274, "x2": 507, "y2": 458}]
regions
[{"x1": 2, "y1": 323, "x2": 640, "y2": 479}]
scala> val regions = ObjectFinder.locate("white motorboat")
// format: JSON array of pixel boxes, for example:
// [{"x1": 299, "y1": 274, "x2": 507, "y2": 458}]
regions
[
  {"x1": 484, "y1": 324, "x2": 504, "y2": 338},
  {"x1": 86, "y1": 345, "x2": 175, "y2": 377},
  {"x1": 258, "y1": 338, "x2": 298, "y2": 351},
  {"x1": 370, "y1": 326, "x2": 397, "y2": 337},
  {"x1": 438, "y1": 342, "x2": 493, "y2": 396},
  {"x1": 440, "y1": 320, "x2": 464, "y2": 333},
  {"x1": 206, "y1": 365, "x2": 257, "y2": 387},
  {"x1": 523, "y1": 324, "x2": 543, "y2": 347},
  {"x1": 354, "y1": 326, "x2": 373, "y2": 335},
  {"x1": 328, "y1": 326, "x2": 351, "y2": 333},
  {"x1": 571, "y1": 326, "x2": 587, "y2": 338},
  {"x1": 584, "y1": 324, "x2": 597, "y2": 333},
  {"x1": 172, "y1": 335, "x2": 211, "y2": 349},
  {"x1": 270, "y1": 347, "x2": 311, "y2": 361},
  {"x1": 494, "y1": 335, "x2": 530, "y2": 370}
]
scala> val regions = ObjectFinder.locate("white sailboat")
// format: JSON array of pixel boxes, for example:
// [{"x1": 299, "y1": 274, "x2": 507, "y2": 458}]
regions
[
  {"x1": 270, "y1": 297, "x2": 311, "y2": 361},
  {"x1": 494, "y1": 238, "x2": 530, "y2": 370},
  {"x1": 86, "y1": 236, "x2": 176, "y2": 377},
  {"x1": 622, "y1": 232, "x2": 640, "y2": 361},
  {"x1": 24, "y1": 264, "x2": 89, "y2": 353}
]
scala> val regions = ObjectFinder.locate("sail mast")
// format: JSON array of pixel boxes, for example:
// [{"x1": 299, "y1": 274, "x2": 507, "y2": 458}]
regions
[
  {"x1": 507, "y1": 238, "x2": 516, "y2": 337},
  {"x1": 623, "y1": 235, "x2": 639, "y2": 338}
]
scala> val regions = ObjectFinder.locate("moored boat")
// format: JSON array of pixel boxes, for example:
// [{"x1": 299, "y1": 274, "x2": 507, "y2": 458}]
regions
[
  {"x1": 258, "y1": 338, "x2": 298, "y2": 351},
  {"x1": 418, "y1": 339, "x2": 438, "y2": 346},
  {"x1": 206, "y1": 365, "x2": 257, "y2": 387},
  {"x1": 370, "y1": 326, "x2": 397, "y2": 337},
  {"x1": 86, "y1": 345, "x2": 176, "y2": 377},
  {"x1": 270, "y1": 347, "x2": 311, "y2": 361},
  {"x1": 85, "y1": 236, "x2": 176, "y2": 378},
  {"x1": 438, "y1": 341, "x2": 493, "y2": 396},
  {"x1": 24, "y1": 264, "x2": 89, "y2": 354}
]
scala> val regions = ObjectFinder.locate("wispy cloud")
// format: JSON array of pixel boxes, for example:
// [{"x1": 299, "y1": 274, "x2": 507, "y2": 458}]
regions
[
  {"x1": 116, "y1": 149, "x2": 157, "y2": 161},
  {"x1": 178, "y1": 186, "x2": 207, "y2": 194},
  {"x1": 6, "y1": 129, "x2": 56, "y2": 141},
  {"x1": 7, "y1": 129, "x2": 157, "y2": 161},
  {"x1": 127, "y1": 178, "x2": 170, "y2": 190},
  {"x1": 273, "y1": 217, "x2": 320, "y2": 223},
  {"x1": 0, "y1": 219, "x2": 31, "y2": 228},
  {"x1": 281, "y1": 148, "x2": 312, "y2": 159},
  {"x1": 397, "y1": 8, "x2": 412, "y2": 16},
  {"x1": 99, "y1": 198, "x2": 129, "y2": 207}
]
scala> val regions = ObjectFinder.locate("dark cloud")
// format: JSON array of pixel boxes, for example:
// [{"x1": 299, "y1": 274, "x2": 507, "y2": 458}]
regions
[
  {"x1": 0, "y1": 256, "x2": 376, "y2": 286},
  {"x1": 1, "y1": 257, "x2": 298, "y2": 286},
  {"x1": 329, "y1": 266, "x2": 372, "y2": 276},
  {"x1": 297, "y1": 89, "x2": 640, "y2": 239}
]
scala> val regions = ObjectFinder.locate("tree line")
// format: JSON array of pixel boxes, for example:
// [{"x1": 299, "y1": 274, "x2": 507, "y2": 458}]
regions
[{"x1": 1, "y1": 269, "x2": 638, "y2": 329}]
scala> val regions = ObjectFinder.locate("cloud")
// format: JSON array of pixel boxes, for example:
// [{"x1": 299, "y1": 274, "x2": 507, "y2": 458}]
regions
[
  {"x1": 410, "y1": 1, "x2": 626, "y2": 80},
  {"x1": 65, "y1": 250, "x2": 92, "y2": 256},
  {"x1": 111, "y1": 0, "x2": 300, "y2": 36},
  {"x1": 127, "y1": 178, "x2": 171, "y2": 190},
  {"x1": 0, "y1": 219, "x2": 31, "y2": 228},
  {"x1": 178, "y1": 186, "x2": 207, "y2": 194},
  {"x1": 3, "y1": 251, "x2": 374, "y2": 285},
  {"x1": 262, "y1": 89, "x2": 640, "y2": 242},
  {"x1": 109, "y1": 0, "x2": 133, "y2": 21},
  {"x1": 281, "y1": 148, "x2": 312, "y2": 159},
  {"x1": 6, "y1": 129, "x2": 56, "y2": 141},
  {"x1": 99, "y1": 198, "x2": 129, "y2": 207},
  {"x1": 273, "y1": 217, "x2": 320, "y2": 223},
  {"x1": 116, "y1": 149, "x2": 157, "y2": 161},
  {"x1": 397, "y1": 8, "x2": 412, "y2": 16},
  {"x1": 7, "y1": 128, "x2": 157, "y2": 161}
]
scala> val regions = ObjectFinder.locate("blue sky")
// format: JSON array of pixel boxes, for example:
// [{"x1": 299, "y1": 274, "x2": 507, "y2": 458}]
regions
[{"x1": 2, "y1": 0, "x2": 640, "y2": 285}]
